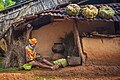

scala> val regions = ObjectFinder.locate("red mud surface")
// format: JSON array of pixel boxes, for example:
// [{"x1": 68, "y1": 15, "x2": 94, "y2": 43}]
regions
[{"x1": 0, "y1": 65, "x2": 120, "y2": 80}]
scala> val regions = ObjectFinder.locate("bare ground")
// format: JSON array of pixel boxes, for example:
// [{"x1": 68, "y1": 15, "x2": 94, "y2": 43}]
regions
[{"x1": 0, "y1": 65, "x2": 120, "y2": 80}]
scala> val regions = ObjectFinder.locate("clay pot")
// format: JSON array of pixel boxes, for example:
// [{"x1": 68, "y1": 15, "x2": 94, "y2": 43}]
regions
[{"x1": 52, "y1": 43, "x2": 65, "y2": 53}]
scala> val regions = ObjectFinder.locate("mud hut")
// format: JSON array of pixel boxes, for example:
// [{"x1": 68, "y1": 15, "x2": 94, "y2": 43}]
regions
[{"x1": 0, "y1": 0, "x2": 120, "y2": 68}]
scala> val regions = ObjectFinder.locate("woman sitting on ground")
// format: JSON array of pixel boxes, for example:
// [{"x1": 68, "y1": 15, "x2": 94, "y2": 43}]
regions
[{"x1": 25, "y1": 38, "x2": 59, "y2": 70}]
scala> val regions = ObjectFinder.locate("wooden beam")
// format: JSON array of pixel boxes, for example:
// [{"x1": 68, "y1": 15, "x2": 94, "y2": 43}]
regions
[{"x1": 74, "y1": 19, "x2": 85, "y2": 65}]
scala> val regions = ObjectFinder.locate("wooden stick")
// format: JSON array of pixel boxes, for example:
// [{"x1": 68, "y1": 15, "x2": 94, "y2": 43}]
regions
[{"x1": 92, "y1": 33, "x2": 120, "y2": 38}]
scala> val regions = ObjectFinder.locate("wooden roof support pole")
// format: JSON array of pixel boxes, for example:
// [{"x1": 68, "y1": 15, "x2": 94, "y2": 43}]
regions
[{"x1": 73, "y1": 19, "x2": 85, "y2": 65}]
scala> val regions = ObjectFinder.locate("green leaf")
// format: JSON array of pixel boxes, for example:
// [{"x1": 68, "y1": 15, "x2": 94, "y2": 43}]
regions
[
  {"x1": 5, "y1": 0, "x2": 16, "y2": 8},
  {"x1": 0, "y1": 0, "x2": 5, "y2": 11},
  {"x1": 22, "y1": 64, "x2": 32, "y2": 70}
]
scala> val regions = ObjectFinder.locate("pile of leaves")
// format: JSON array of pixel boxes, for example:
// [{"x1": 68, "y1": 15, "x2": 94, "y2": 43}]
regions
[
  {"x1": 65, "y1": 4, "x2": 115, "y2": 19},
  {"x1": 99, "y1": 6, "x2": 115, "y2": 18}
]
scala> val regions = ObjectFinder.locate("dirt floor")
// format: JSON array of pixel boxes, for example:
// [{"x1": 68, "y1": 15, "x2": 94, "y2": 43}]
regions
[{"x1": 0, "y1": 65, "x2": 120, "y2": 80}]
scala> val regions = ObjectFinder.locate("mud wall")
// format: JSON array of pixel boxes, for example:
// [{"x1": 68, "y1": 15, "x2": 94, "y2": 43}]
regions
[
  {"x1": 32, "y1": 19, "x2": 120, "y2": 65},
  {"x1": 82, "y1": 38, "x2": 120, "y2": 66},
  {"x1": 32, "y1": 19, "x2": 74, "y2": 57}
]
